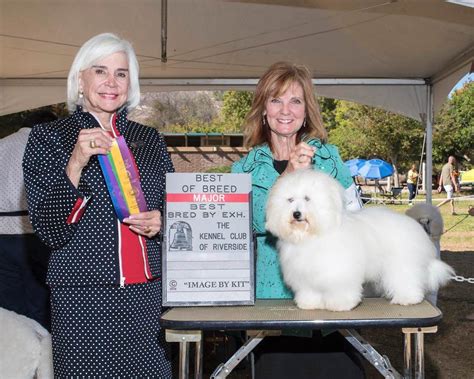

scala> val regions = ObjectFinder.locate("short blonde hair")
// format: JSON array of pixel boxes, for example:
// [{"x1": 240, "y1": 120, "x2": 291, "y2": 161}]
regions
[
  {"x1": 67, "y1": 33, "x2": 140, "y2": 113},
  {"x1": 243, "y1": 61, "x2": 327, "y2": 149}
]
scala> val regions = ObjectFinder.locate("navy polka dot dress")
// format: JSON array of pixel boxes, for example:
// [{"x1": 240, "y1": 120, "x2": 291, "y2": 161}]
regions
[
  {"x1": 51, "y1": 282, "x2": 170, "y2": 377},
  {"x1": 23, "y1": 108, "x2": 174, "y2": 377}
]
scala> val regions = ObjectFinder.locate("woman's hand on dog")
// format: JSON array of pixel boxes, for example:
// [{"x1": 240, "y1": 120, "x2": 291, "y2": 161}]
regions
[{"x1": 285, "y1": 142, "x2": 316, "y2": 174}]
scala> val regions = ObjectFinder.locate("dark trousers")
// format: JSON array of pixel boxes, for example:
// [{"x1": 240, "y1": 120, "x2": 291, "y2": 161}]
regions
[
  {"x1": 0, "y1": 234, "x2": 51, "y2": 330},
  {"x1": 407, "y1": 183, "x2": 417, "y2": 201}
]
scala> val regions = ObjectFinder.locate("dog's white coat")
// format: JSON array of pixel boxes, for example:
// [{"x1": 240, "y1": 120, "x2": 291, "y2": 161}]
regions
[
  {"x1": 266, "y1": 169, "x2": 454, "y2": 311},
  {"x1": 0, "y1": 307, "x2": 53, "y2": 378}
]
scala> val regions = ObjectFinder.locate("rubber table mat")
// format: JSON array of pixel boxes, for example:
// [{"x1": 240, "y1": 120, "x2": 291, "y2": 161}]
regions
[{"x1": 161, "y1": 298, "x2": 442, "y2": 330}]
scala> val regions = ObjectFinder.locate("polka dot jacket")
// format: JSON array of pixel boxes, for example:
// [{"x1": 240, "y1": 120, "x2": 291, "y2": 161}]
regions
[{"x1": 22, "y1": 108, "x2": 174, "y2": 286}]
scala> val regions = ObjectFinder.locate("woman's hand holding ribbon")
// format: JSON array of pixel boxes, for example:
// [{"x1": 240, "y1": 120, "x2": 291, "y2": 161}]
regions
[
  {"x1": 123, "y1": 210, "x2": 162, "y2": 238},
  {"x1": 66, "y1": 128, "x2": 114, "y2": 187},
  {"x1": 72, "y1": 128, "x2": 114, "y2": 167}
]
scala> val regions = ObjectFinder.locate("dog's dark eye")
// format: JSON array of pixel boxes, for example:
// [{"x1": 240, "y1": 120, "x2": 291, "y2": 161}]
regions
[
  {"x1": 287, "y1": 197, "x2": 294, "y2": 203},
  {"x1": 304, "y1": 196, "x2": 310, "y2": 201}
]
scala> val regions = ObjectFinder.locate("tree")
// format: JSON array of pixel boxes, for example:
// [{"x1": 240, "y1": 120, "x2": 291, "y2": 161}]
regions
[
  {"x1": 221, "y1": 91, "x2": 253, "y2": 131},
  {"x1": 433, "y1": 81, "x2": 474, "y2": 168},
  {"x1": 139, "y1": 91, "x2": 253, "y2": 134},
  {"x1": 142, "y1": 92, "x2": 218, "y2": 132},
  {"x1": 318, "y1": 97, "x2": 338, "y2": 131},
  {"x1": 329, "y1": 101, "x2": 373, "y2": 159},
  {"x1": 329, "y1": 100, "x2": 424, "y2": 184}
]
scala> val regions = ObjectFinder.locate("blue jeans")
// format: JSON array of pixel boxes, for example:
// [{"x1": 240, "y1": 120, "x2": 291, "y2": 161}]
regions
[{"x1": 407, "y1": 183, "x2": 416, "y2": 201}]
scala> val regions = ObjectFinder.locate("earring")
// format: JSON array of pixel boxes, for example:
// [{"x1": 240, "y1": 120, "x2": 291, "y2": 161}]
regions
[
  {"x1": 302, "y1": 118, "x2": 307, "y2": 128},
  {"x1": 262, "y1": 114, "x2": 266, "y2": 126},
  {"x1": 79, "y1": 90, "x2": 84, "y2": 99}
]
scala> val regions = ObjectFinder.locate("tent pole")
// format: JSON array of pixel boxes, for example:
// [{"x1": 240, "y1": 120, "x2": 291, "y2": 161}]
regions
[
  {"x1": 161, "y1": 0, "x2": 168, "y2": 63},
  {"x1": 417, "y1": 132, "x2": 426, "y2": 193},
  {"x1": 425, "y1": 85, "x2": 434, "y2": 204}
]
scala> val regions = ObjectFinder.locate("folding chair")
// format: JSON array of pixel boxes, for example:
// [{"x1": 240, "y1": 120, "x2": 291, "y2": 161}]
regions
[{"x1": 378, "y1": 186, "x2": 403, "y2": 204}]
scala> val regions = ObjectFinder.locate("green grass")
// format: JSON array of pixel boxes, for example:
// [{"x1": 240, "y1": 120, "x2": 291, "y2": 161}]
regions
[
  {"x1": 205, "y1": 165, "x2": 232, "y2": 173},
  {"x1": 366, "y1": 190, "x2": 473, "y2": 252}
]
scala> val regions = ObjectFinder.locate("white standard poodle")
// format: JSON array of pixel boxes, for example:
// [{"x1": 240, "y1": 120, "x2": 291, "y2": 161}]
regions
[{"x1": 265, "y1": 169, "x2": 454, "y2": 311}]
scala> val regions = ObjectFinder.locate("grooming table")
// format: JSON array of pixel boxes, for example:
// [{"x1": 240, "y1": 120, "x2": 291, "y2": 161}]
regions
[{"x1": 161, "y1": 298, "x2": 442, "y2": 379}]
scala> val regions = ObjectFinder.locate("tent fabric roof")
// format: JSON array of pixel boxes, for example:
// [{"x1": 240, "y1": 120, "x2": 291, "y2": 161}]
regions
[{"x1": 1, "y1": 0, "x2": 474, "y2": 117}]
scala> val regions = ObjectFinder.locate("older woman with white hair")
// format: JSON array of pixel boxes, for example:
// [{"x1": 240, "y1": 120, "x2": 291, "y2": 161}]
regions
[{"x1": 23, "y1": 33, "x2": 174, "y2": 377}]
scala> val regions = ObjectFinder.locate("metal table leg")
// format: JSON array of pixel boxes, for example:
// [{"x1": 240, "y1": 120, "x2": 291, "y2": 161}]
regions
[
  {"x1": 211, "y1": 330, "x2": 280, "y2": 379},
  {"x1": 340, "y1": 329, "x2": 401, "y2": 379},
  {"x1": 402, "y1": 326, "x2": 437, "y2": 379},
  {"x1": 194, "y1": 335, "x2": 203, "y2": 379},
  {"x1": 415, "y1": 332, "x2": 424, "y2": 379},
  {"x1": 166, "y1": 330, "x2": 203, "y2": 379},
  {"x1": 404, "y1": 331, "x2": 412, "y2": 378},
  {"x1": 179, "y1": 340, "x2": 189, "y2": 379}
]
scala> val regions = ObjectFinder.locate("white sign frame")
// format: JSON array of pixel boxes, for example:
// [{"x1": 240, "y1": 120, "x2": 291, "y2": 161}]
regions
[{"x1": 162, "y1": 173, "x2": 255, "y2": 306}]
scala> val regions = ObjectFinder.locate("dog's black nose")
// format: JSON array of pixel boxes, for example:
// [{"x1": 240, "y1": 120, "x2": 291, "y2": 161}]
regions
[{"x1": 293, "y1": 211, "x2": 302, "y2": 220}]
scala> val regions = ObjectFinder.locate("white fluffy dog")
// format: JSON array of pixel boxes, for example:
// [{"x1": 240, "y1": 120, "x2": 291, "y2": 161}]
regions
[
  {"x1": 265, "y1": 169, "x2": 454, "y2": 311},
  {"x1": 0, "y1": 307, "x2": 53, "y2": 378}
]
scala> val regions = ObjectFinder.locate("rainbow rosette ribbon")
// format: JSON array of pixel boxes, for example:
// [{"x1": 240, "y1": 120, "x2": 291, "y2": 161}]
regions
[{"x1": 98, "y1": 136, "x2": 148, "y2": 221}]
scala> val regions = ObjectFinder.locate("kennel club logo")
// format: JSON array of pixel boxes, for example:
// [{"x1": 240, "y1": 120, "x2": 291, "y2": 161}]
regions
[{"x1": 163, "y1": 173, "x2": 254, "y2": 306}]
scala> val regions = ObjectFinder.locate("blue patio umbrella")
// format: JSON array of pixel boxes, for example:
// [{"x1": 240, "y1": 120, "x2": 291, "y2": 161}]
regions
[
  {"x1": 344, "y1": 158, "x2": 367, "y2": 177},
  {"x1": 357, "y1": 159, "x2": 394, "y2": 179}
]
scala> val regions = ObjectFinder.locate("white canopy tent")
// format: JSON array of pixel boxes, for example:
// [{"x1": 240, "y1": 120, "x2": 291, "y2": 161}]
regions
[{"x1": 1, "y1": 0, "x2": 474, "y2": 199}]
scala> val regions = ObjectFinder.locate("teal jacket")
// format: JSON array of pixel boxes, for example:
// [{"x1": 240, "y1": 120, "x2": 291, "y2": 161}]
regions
[{"x1": 232, "y1": 139, "x2": 354, "y2": 299}]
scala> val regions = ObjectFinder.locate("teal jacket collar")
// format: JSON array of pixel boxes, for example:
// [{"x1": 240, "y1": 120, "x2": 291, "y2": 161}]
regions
[
  {"x1": 239, "y1": 139, "x2": 325, "y2": 172},
  {"x1": 237, "y1": 139, "x2": 326, "y2": 190}
]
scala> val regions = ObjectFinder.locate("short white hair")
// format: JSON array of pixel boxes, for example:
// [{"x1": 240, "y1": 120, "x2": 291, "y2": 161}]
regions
[{"x1": 67, "y1": 33, "x2": 140, "y2": 112}]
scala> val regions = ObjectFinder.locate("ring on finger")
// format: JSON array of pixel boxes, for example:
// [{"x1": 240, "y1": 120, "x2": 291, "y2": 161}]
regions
[
  {"x1": 144, "y1": 227, "x2": 151, "y2": 233},
  {"x1": 90, "y1": 139, "x2": 96, "y2": 149}
]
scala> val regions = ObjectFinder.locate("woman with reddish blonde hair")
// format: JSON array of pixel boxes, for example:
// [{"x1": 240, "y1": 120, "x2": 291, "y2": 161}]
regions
[
  {"x1": 232, "y1": 62, "x2": 364, "y2": 378},
  {"x1": 243, "y1": 61, "x2": 327, "y2": 150},
  {"x1": 234, "y1": 61, "x2": 361, "y2": 298}
]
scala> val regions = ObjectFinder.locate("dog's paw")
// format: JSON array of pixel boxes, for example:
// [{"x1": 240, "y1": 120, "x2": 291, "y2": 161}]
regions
[
  {"x1": 323, "y1": 286, "x2": 362, "y2": 312},
  {"x1": 324, "y1": 293, "x2": 361, "y2": 312},
  {"x1": 390, "y1": 296, "x2": 424, "y2": 305},
  {"x1": 294, "y1": 292, "x2": 325, "y2": 310},
  {"x1": 295, "y1": 301, "x2": 323, "y2": 310},
  {"x1": 390, "y1": 292, "x2": 424, "y2": 306}
]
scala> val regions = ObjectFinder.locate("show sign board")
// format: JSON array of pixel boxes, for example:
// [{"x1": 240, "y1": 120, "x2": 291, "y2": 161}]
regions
[{"x1": 163, "y1": 173, "x2": 254, "y2": 306}]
